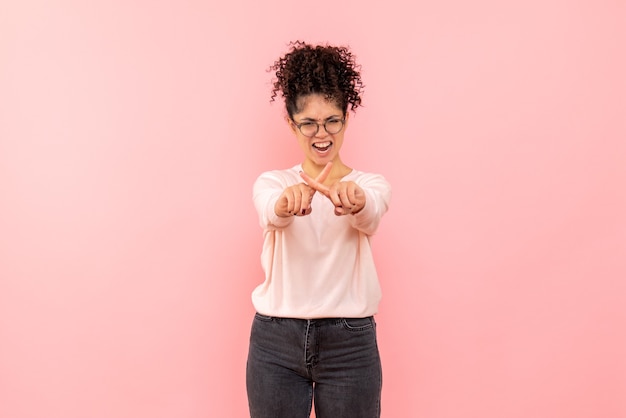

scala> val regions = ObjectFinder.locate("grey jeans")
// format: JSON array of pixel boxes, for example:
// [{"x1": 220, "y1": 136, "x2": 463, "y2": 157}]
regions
[{"x1": 246, "y1": 313, "x2": 382, "y2": 418}]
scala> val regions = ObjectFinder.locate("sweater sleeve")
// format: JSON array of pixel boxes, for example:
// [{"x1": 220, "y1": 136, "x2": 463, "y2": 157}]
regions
[
  {"x1": 348, "y1": 173, "x2": 392, "y2": 235},
  {"x1": 253, "y1": 170, "x2": 295, "y2": 230}
]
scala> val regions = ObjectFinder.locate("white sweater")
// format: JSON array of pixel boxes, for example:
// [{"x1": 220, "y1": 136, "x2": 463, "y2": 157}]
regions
[{"x1": 251, "y1": 164, "x2": 391, "y2": 319}]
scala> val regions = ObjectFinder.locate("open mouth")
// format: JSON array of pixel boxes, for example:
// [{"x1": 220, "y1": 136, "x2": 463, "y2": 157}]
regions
[{"x1": 312, "y1": 141, "x2": 332, "y2": 152}]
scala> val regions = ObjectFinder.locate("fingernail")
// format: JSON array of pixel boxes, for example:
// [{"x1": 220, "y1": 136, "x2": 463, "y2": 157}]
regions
[{"x1": 301, "y1": 209, "x2": 306, "y2": 215}]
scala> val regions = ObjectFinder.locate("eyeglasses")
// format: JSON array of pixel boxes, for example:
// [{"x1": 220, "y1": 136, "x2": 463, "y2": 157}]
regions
[{"x1": 292, "y1": 118, "x2": 345, "y2": 137}]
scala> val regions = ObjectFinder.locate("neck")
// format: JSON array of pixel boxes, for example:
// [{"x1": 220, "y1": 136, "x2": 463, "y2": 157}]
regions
[{"x1": 302, "y1": 158, "x2": 351, "y2": 184}]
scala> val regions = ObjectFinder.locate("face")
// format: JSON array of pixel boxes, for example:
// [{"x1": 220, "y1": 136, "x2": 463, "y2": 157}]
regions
[{"x1": 288, "y1": 94, "x2": 349, "y2": 170}]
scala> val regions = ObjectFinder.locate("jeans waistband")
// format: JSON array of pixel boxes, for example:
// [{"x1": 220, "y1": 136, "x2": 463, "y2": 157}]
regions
[{"x1": 255, "y1": 312, "x2": 373, "y2": 324}]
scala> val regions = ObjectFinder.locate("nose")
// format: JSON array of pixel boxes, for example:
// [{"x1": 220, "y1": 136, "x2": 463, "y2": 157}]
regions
[{"x1": 314, "y1": 123, "x2": 329, "y2": 138}]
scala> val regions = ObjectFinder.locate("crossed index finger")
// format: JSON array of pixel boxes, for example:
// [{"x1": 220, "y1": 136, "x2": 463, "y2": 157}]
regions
[{"x1": 300, "y1": 162, "x2": 333, "y2": 197}]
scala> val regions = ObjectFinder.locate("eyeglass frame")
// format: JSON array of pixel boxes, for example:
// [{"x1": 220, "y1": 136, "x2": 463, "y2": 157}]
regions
[{"x1": 290, "y1": 116, "x2": 346, "y2": 137}]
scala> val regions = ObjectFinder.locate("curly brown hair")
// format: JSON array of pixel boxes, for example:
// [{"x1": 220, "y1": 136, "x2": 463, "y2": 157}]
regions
[{"x1": 269, "y1": 41, "x2": 364, "y2": 118}]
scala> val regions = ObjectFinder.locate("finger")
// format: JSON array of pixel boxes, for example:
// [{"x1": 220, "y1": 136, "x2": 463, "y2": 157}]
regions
[
  {"x1": 276, "y1": 189, "x2": 292, "y2": 215},
  {"x1": 285, "y1": 190, "x2": 296, "y2": 215},
  {"x1": 346, "y1": 183, "x2": 358, "y2": 204},
  {"x1": 297, "y1": 185, "x2": 315, "y2": 215},
  {"x1": 327, "y1": 187, "x2": 342, "y2": 207},
  {"x1": 338, "y1": 186, "x2": 354, "y2": 209},
  {"x1": 314, "y1": 161, "x2": 333, "y2": 183},
  {"x1": 300, "y1": 172, "x2": 331, "y2": 197},
  {"x1": 292, "y1": 188, "x2": 303, "y2": 215},
  {"x1": 334, "y1": 205, "x2": 351, "y2": 216},
  {"x1": 299, "y1": 162, "x2": 333, "y2": 195}
]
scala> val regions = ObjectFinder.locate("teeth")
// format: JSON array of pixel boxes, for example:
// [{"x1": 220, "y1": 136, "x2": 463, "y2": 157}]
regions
[{"x1": 313, "y1": 142, "x2": 331, "y2": 148}]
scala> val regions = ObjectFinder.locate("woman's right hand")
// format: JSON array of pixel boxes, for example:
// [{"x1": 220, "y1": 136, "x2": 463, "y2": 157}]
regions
[
  {"x1": 274, "y1": 162, "x2": 333, "y2": 217},
  {"x1": 274, "y1": 182, "x2": 317, "y2": 217}
]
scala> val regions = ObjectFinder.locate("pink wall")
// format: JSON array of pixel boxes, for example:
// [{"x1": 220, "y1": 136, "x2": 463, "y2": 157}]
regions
[{"x1": 1, "y1": 1, "x2": 624, "y2": 417}]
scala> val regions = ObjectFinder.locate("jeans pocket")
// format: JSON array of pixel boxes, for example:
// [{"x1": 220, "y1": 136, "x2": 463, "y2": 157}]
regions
[
  {"x1": 341, "y1": 317, "x2": 374, "y2": 332},
  {"x1": 254, "y1": 313, "x2": 274, "y2": 322}
]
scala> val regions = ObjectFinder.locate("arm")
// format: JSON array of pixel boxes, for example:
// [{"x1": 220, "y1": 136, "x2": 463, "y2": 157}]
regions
[
  {"x1": 253, "y1": 173, "x2": 295, "y2": 229},
  {"x1": 347, "y1": 174, "x2": 392, "y2": 235}
]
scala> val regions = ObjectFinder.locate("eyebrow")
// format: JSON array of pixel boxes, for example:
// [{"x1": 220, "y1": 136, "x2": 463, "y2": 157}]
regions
[{"x1": 298, "y1": 115, "x2": 343, "y2": 122}]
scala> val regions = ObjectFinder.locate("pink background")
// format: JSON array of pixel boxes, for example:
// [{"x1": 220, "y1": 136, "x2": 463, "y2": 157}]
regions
[{"x1": 1, "y1": 1, "x2": 625, "y2": 417}]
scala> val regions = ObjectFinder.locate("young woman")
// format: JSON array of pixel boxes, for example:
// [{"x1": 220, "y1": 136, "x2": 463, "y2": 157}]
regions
[{"x1": 246, "y1": 41, "x2": 392, "y2": 418}]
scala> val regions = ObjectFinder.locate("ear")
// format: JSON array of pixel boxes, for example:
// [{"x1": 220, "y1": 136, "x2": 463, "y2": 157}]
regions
[{"x1": 286, "y1": 116, "x2": 297, "y2": 134}]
